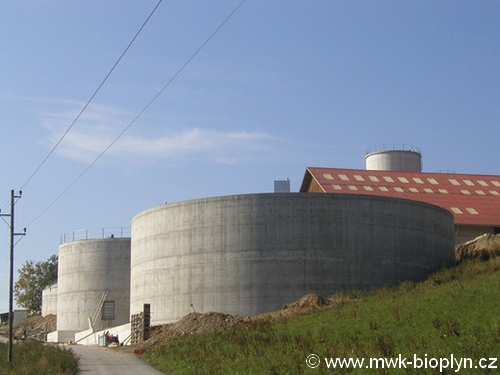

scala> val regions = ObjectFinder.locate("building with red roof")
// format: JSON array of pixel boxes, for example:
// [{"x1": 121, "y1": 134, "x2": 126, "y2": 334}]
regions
[{"x1": 299, "y1": 147, "x2": 500, "y2": 244}]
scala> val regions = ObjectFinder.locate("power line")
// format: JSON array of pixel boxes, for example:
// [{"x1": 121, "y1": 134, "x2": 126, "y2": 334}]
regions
[
  {"x1": 19, "y1": 0, "x2": 163, "y2": 192},
  {"x1": 24, "y1": 0, "x2": 247, "y2": 229},
  {"x1": 1, "y1": 0, "x2": 162, "y2": 214}
]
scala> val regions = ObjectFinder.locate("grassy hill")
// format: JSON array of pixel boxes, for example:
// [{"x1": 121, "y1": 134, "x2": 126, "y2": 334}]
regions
[{"x1": 142, "y1": 256, "x2": 500, "y2": 374}]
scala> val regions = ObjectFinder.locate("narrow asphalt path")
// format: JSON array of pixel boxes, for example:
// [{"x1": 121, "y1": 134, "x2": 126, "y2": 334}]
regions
[{"x1": 68, "y1": 345, "x2": 165, "y2": 375}]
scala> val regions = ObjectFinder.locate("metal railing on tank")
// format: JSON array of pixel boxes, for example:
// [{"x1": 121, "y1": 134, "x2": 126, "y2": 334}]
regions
[
  {"x1": 60, "y1": 227, "x2": 131, "y2": 244},
  {"x1": 366, "y1": 143, "x2": 421, "y2": 155}
]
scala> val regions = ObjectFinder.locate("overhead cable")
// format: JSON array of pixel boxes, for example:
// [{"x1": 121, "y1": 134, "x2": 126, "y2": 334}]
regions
[
  {"x1": 19, "y1": 0, "x2": 163, "y2": 192},
  {"x1": 24, "y1": 0, "x2": 247, "y2": 229}
]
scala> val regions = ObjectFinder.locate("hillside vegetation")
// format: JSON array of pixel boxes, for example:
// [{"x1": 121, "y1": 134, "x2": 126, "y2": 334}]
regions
[
  {"x1": 143, "y1": 255, "x2": 500, "y2": 374},
  {"x1": 0, "y1": 341, "x2": 77, "y2": 375}
]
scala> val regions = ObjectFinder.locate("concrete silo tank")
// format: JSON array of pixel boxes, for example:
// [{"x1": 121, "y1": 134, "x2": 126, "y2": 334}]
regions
[
  {"x1": 131, "y1": 193, "x2": 454, "y2": 324},
  {"x1": 365, "y1": 148, "x2": 422, "y2": 172},
  {"x1": 57, "y1": 237, "x2": 131, "y2": 333}
]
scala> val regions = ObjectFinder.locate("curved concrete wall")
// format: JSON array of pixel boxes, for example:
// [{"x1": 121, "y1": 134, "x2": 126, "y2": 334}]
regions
[
  {"x1": 41, "y1": 284, "x2": 58, "y2": 316},
  {"x1": 366, "y1": 150, "x2": 422, "y2": 172},
  {"x1": 131, "y1": 193, "x2": 454, "y2": 324},
  {"x1": 57, "y1": 238, "x2": 131, "y2": 331}
]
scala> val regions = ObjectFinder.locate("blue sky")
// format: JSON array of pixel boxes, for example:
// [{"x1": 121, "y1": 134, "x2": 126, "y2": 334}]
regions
[{"x1": 0, "y1": 1, "x2": 499, "y2": 312}]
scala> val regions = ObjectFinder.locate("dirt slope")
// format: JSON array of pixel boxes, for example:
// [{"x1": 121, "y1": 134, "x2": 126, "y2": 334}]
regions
[
  {"x1": 455, "y1": 233, "x2": 500, "y2": 260},
  {"x1": 0, "y1": 314, "x2": 56, "y2": 341}
]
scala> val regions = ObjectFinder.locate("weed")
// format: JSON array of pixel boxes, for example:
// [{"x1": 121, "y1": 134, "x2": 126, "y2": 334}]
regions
[
  {"x1": 398, "y1": 280, "x2": 416, "y2": 292},
  {"x1": 392, "y1": 306, "x2": 402, "y2": 324},
  {"x1": 373, "y1": 334, "x2": 395, "y2": 357},
  {"x1": 491, "y1": 324, "x2": 500, "y2": 344},
  {"x1": 446, "y1": 317, "x2": 460, "y2": 337},
  {"x1": 432, "y1": 317, "x2": 442, "y2": 331},
  {"x1": 335, "y1": 288, "x2": 365, "y2": 300}
]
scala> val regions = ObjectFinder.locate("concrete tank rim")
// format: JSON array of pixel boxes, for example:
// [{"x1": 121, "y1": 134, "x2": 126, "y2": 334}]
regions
[
  {"x1": 58, "y1": 237, "x2": 131, "y2": 249},
  {"x1": 131, "y1": 192, "x2": 454, "y2": 223},
  {"x1": 365, "y1": 149, "x2": 422, "y2": 160}
]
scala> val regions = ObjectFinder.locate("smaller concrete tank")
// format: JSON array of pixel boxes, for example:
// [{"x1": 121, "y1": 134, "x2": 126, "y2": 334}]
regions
[
  {"x1": 366, "y1": 146, "x2": 422, "y2": 172},
  {"x1": 41, "y1": 284, "x2": 58, "y2": 316},
  {"x1": 57, "y1": 237, "x2": 131, "y2": 333}
]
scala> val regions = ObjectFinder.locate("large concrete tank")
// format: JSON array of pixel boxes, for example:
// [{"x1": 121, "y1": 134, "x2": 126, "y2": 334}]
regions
[
  {"x1": 57, "y1": 238, "x2": 131, "y2": 332},
  {"x1": 366, "y1": 148, "x2": 422, "y2": 172},
  {"x1": 131, "y1": 193, "x2": 454, "y2": 324}
]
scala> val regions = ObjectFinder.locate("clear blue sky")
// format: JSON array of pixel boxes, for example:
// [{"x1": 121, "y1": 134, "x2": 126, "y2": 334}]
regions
[{"x1": 1, "y1": 1, "x2": 499, "y2": 312}]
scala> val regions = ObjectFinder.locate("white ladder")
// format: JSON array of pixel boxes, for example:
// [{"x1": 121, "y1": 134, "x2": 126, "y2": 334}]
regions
[{"x1": 89, "y1": 291, "x2": 109, "y2": 330}]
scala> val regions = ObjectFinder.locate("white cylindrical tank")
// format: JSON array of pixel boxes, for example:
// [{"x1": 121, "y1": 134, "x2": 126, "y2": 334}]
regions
[
  {"x1": 131, "y1": 193, "x2": 454, "y2": 324},
  {"x1": 366, "y1": 149, "x2": 422, "y2": 172},
  {"x1": 57, "y1": 238, "x2": 131, "y2": 332}
]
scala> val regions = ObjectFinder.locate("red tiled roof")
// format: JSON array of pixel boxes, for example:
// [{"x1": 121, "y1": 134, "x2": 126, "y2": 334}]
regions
[{"x1": 300, "y1": 167, "x2": 500, "y2": 226}]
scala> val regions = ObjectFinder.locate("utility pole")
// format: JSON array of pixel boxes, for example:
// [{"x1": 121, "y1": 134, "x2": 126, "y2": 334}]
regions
[{"x1": 1, "y1": 190, "x2": 25, "y2": 363}]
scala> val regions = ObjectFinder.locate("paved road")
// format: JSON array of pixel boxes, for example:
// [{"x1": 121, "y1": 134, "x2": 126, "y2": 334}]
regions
[{"x1": 68, "y1": 345, "x2": 165, "y2": 375}]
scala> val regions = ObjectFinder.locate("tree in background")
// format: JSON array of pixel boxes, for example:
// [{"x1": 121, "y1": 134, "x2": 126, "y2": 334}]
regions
[{"x1": 14, "y1": 254, "x2": 58, "y2": 315}]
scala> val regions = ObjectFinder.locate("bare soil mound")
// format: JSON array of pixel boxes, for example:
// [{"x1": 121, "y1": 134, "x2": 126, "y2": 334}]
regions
[
  {"x1": 456, "y1": 233, "x2": 500, "y2": 261},
  {"x1": 254, "y1": 293, "x2": 354, "y2": 321},
  {"x1": 138, "y1": 293, "x2": 353, "y2": 349},
  {"x1": 0, "y1": 314, "x2": 56, "y2": 341},
  {"x1": 141, "y1": 312, "x2": 246, "y2": 348},
  {"x1": 282, "y1": 293, "x2": 332, "y2": 309}
]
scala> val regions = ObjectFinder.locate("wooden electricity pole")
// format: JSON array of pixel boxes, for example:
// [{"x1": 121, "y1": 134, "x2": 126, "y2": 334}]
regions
[{"x1": 1, "y1": 190, "x2": 25, "y2": 363}]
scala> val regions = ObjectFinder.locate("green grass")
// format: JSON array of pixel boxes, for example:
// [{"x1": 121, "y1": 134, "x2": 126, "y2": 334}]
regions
[
  {"x1": 142, "y1": 256, "x2": 500, "y2": 374},
  {"x1": 0, "y1": 341, "x2": 78, "y2": 375}
]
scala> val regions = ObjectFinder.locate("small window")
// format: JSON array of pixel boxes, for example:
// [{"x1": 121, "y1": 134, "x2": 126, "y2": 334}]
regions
[{"x1": 102, "y1": 301, "x2": 115, "y2": 321}]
